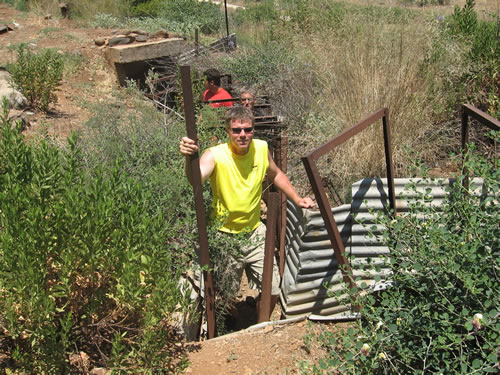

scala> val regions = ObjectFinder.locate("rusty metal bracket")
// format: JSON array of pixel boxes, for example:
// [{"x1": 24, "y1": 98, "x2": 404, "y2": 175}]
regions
[
  {"x1": 461, "y1": 104, "x2": 499, "y2": 190},
  {"x1": 301, "y1": 108, "x2": 396, "y2": 311}
]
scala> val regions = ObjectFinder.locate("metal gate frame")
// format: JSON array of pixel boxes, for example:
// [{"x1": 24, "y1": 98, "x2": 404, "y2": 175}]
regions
[
  {"x1": 461, "y1": 104, "x2": 500, "y2": 189},
  {"x1": 301, "y1": 108, "x2": 396, "y2": 302}
]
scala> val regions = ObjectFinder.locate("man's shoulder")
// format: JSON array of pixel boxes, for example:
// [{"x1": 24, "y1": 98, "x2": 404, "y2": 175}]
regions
[
  {"x1": 253, "y1": 139, "x2": 268, "y2": 150},
  {"x1": 209, "y1": 142, "x2": 229, "y2": 157},
  {"x1": 217, "y1": 88, "x2": 233, "y2": 99}
]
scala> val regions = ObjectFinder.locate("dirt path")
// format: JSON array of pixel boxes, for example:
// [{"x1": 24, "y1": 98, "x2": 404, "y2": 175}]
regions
[{"x1": 0, "y1": 4, "x2": 114, "y2": 140}]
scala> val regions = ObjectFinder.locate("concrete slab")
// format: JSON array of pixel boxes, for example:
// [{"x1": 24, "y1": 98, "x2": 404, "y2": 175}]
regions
[
  {"x1": 105, "y1": 38, "x2": 185, "y2": 64},
  {"x1": 104, "y1": 38, "x2": 185, "y2": 86}
]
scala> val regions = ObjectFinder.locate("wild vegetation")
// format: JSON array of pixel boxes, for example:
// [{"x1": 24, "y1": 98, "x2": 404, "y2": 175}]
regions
[
  {"x1": 311, "y1": 133, "x2": 499, "y2": 373},
  {"x1": 0, "y1": 0, "x2": 498, "y2": 373}
]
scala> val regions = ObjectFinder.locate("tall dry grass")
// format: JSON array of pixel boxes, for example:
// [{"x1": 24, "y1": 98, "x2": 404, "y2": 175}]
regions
[
  {"x1": 28, "y1": 0, "x2": 129, "y2": 20},
  {"x1": 271, "y1": 9, "x2": 469, "y2": 202}
]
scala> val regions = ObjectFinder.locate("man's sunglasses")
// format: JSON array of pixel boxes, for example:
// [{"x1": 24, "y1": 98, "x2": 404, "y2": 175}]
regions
[{"x1": 230, "y1": 127, "x2": 254, "y2": 134}]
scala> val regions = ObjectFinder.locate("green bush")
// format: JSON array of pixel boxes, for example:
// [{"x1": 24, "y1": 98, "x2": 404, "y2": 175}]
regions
[
  {"x1": 0, "y1": 0, "x2": 28, "y2": 11},
  {"x1": 0, "y1": 98, "x2": 190, "y2": 372},
  {"x1": 443, "y1": 0, "x2": 499, "y2": 116},
  {"x1": 313, "y1": 132, "x2": 499, "y2": 373},
  {"x1": 8, "y1": 44, "x2": 63, "y2": 112},
  {"x1": 129, "y1": 0, "x2": 223, "y2": 35},
  {"x1": 233, "y1": 0, "x2": 279, "y2": 25}
]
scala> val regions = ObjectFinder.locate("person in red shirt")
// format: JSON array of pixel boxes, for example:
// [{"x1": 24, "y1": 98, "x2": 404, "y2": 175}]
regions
[{"x1": 203, "y1": 68, "x2": 234, "y2": 108}]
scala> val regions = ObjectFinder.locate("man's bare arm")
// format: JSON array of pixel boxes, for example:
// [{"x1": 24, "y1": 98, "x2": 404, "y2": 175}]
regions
[
  {"x1": 179, "y1": 137, "x2": 215, "y2": 185},
  {"x1": 267, "y1": 152, "x2": 314, "y2": 208}
]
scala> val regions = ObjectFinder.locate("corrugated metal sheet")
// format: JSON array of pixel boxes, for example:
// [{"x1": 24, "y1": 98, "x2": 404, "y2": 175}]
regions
[{"x1": 280, "y1": 177, "x2": 487, "y2": 318}]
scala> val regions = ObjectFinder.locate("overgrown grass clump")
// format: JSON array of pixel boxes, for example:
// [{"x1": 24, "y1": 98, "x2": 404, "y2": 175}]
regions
[{"x1": 312, "y1": 132, "x2": 499, "y2": 373}]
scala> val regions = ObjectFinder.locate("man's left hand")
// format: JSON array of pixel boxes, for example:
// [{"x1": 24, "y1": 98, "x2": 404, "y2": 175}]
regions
[{"x1": 297, "y1": 197, "x2": 315, "y2": 209}]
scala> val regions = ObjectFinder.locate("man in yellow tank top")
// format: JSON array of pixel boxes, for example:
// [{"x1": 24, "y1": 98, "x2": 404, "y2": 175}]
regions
[{"x1": 180, "y1": 106, "x2": 314, "y2": 320}]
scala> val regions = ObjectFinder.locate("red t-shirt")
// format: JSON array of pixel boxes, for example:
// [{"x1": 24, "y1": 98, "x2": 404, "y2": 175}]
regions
[{"x1": 203, "y1": 88, "x2": 234, "y2": 108}]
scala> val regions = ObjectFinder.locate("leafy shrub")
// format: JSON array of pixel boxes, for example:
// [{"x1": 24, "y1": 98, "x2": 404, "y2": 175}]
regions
[
  {"x1": 313, "y1": 133, "x2": 499, "y2": 373},
  {"x1": 0, "y1": 0, "x2": 28, "y2": 11},
  {"x1": 0, "y1": 98, "x2": 189, "y2": 372},
  {"x1": 442, "y1": 0, "x2": 499, "y2": 116},
  {"x1": 233, "y1": 0, "x2": 279, "y2": 25},
  {"x1": 8, "y1": 44, "x2": 63, "y2": 112},
  {"x1": 90, "y1": 13, "x2": 123, "y2": 28},
  {"x1": 130, "y1": 0, "x2": 223, "y2": 34}
]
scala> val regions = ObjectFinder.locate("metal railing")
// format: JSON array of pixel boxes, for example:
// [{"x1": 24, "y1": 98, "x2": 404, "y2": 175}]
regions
[
  {"x1": 461, "y1": 104, "x2": 499, "y2": 189},
  {"x1": 301, "y1": 108, "x2": 396, "y2": 307}
]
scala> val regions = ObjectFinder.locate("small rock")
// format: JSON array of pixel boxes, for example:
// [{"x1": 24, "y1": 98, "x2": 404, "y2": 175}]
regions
[
  {"x1": 0, "y1": 24, "x2": 11, "y2": 34},
  {"x1": 90, "y1": 368, "x2": 110, "y2": 375},
  {"x1": 0, "y1": 69, "x2": 28, "y2": 109},
  {"x1": 131, "y1": 29, "x2": 148, "y2": 35},
  {"x1": 69, "y1": 351, "x2": 90, "y2": 369},
  {"x1": 108, "y1": 37, "x2": 132, "y2": 47},
  {"x1": 263, "y1": 325, "x2": 274, "y2": 333},
  {"x1": 8, "y1": 110, "x2": 31, "y2": 131},
  {"x1": 44, "y1": 14, "x2": 52, "y2": 20},
  {"x1": 94, "y1": 37, "x2": 106, "y2": 46},
  {"x1": 152, "y1": 30, "x2": 169, "y2": 39},
  {"x1": 135, "y1": 34, "x2": 148, "y2": 42}
]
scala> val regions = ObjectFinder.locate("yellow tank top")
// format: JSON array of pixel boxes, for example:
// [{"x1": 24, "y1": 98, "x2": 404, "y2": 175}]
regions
[{"x1": 209, "y1": 139, "x2": 269, "y2": 233}]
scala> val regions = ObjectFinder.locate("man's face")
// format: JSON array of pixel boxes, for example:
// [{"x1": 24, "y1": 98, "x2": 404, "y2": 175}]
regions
[
  {"x1": 226, "y1": 118, "x2": 254, "y2": 155},
  {"x1": 240, "y1": 93, "x2": 255, "y2": 110}
]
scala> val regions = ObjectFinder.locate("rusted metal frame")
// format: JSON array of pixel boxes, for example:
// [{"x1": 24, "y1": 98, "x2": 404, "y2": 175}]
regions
[
  {"x1": 382, "y1": 112, "x2": 396, "y2": 215},
  {"x1": 180, "y1": 65, "x2": 216, "y2": 339},
  {"x1": 302, "y1": 108, "x2": 395, "y2": 311},
  {"x1": 203, "y1": 98, "x2": 235, "y2": 105},
  {"x1": 269, "y1": 126, "x2": 287, "y2": 277},
  {"x1": 224, "y1": 0, "x2": 230, "y2": 38},
  {"x1": 461, "y1": 104, "x2": 500, "y2": 190},
  {"x1": 195, "y1": 29, "x2": 199, "y2": 56},
  {"x1": 258, "y1": 192, "x2": 279, "y2": 322},
  {"x1": 279, "y1": 130, "x2": 288, "y2": 277},
  {"x1": 301, "y1": 156, "x2": 359, "y2": 308}
]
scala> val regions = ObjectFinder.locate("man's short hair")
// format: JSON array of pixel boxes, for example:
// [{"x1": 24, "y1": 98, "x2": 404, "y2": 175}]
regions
[
  {"x1": 204, "y1": 68, "x2": 221, "y2": 87},
  {"x1": 225, "y1": 106, "x2": 254, "y2": 127}
]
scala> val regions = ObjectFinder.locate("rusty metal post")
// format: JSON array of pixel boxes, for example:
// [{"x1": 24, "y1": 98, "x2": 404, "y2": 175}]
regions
[
  {"x1": 258, "y1": 192, "x2": 279, "y2": 323},
  {"x1": 301, "y1": 156, "x2": 358, "y2": 307},
  {"x1": 180, "y1": 65, "x2": 216, "y2": 339},
  {"x1": 224, "y1": 0, "x2": 230, "y2": 38},
  {"x1": 279, "y1": 130, "x2": 288, "y2": 276},
  {"x1": 195, "y1": 29, "x2": 199, "y2": 57},
  {"x1": 460, "y1": 104, "x2": 500, "y2": 191},
  {"x1": 461, "y1": 107, "x2": 470, "y2": 191},
  {"x1": 382, "y1": 110, "x2": 396, "y2": 214}
]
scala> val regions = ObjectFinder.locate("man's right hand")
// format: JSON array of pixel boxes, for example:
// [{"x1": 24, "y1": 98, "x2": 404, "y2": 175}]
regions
[{"x1": 179, "y1": 137, "x2": 198, "y2": 156}]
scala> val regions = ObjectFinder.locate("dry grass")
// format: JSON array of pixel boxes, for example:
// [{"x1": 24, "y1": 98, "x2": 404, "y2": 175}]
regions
[
  {"x1": 28, "y1": 0, "x2": 128, "y2": 20},
  {"x1": 272, "y1": 7, "x2": 470, "y2": 201}
]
